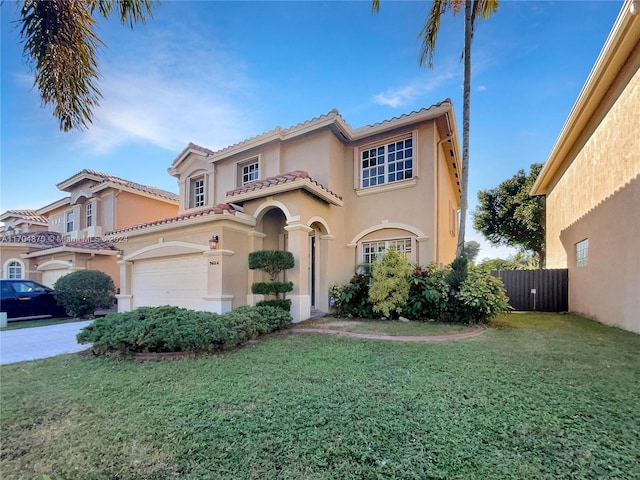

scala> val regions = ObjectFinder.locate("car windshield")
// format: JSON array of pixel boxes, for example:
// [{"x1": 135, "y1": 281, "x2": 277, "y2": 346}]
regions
[{"x1": 11, "y1": 281, "x2": 47, "y2": 293}]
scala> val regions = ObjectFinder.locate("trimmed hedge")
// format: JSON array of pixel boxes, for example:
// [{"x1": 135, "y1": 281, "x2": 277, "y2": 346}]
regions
[
  {"x1": 251, "y1": 281, "x2": 293, "y2": 296},
  {"x1": 77, "y1": 305, "x2": 291, "y2": 355}
]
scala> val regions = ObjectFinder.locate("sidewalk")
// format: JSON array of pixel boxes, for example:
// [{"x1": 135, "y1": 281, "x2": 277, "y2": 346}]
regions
[{"x1": 0, "y1": 320, "x2": 93, "y2": 365}]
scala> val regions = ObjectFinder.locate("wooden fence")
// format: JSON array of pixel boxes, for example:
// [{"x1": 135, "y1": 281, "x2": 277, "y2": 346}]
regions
[{"x1": 492, "y1": 269, "x2": 568, "y2": 312}]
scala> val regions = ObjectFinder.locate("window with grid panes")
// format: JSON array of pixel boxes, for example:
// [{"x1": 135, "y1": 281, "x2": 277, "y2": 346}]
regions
[
  {"x1": 361, "y1": 137, "x2": 413, "y2": 188},
  {"x1": 361, "y1": 238, "x2": 412, "y2": 268},
  {"x1": 576, "y1": 239, "x2": 588, "y2": 268},
  {"x1": 242, "y1": 161, "x2": 259, "y2": 185},
  {"x1": 189, "y1": 176, "x2": 205, "y2": 208}
]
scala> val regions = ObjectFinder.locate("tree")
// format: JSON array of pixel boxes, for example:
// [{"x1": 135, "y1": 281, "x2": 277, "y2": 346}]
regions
[
  {"x1": 473, "y1": 163, "x2": 546, "y2": 267},
  {"x1": 464, "y1": 240, "x2": 480, "y2": 263},
  {"x1": 372, "y1": 0, "x2": 499, "y2": 258},
  {"x1": 18, "y1": 0, "x2": 156, "y2": 131}
]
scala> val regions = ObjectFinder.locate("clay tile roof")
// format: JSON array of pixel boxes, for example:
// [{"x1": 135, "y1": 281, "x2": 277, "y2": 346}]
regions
[
  {"x1": 2, "y1": 209, "x2": 48, "y2": 223},
  {"x1": 58, "y1": 169, "x2": 179, "y2": 202},
  {"x1": 106, "y1": 203, "x2": 240, "y2": 235},
  {"x1": 0, "y1": 231, "x2": 62, "y2": 247},
  {"x1": 226, "y1": 170, "x2": 342, "y2": 201}
]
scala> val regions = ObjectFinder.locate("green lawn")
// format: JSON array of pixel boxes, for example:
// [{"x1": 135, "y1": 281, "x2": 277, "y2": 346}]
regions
[
  {"x1": 0, "y1": 317, "x2": 79, "y2": 331},
  {"x1": 1, "y1": 313, "x2": 639, "y2": 479}
]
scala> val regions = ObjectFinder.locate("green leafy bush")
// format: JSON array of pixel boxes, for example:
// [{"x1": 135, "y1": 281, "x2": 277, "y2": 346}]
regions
[
  {"x1": 456, "y1": 267, "x2": 511, "y2": 323},
  {"x1": 333, "y1": 257, "x2": 510, "y2": 324},
  {"x1": 54, "y1": 270, "x2": 115, "y2": 318},
  {"x1": 330, "y1": 273, "x2": 379, "y2": 319},
  {"x1": 248, "y1": 251, "x2": 294, "y2": 281},
  {"x1": 77, "y1": 305, "x2": 291, "y2": 355},
  {"x1": 369, "y1": 246, "x2": 413, "y2": 318},
  {"x1": 403, "y1": 263, "x2": 450, "y2": 320},
  {"x1": 251, "y1": 281, "x2": 293, "y2": 296},
  {"x1": 256, "y1": 299, "x2": 292, "y2": 311}
]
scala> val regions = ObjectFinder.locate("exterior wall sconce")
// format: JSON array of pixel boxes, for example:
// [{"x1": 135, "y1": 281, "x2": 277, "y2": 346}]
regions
[
  {"x1": 116, "y1": 249, "x2": 124, "y2": 259},
  {"x1": 209, "y1": 235, "x2": 219, "y2": 250}
]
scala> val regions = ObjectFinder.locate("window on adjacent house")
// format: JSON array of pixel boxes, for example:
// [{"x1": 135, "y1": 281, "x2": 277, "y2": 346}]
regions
[
  {"x1": 241, "y1": 160, "x2": 259, "y2": 185},
  {"x1": 576, "y1": 239, "x2": 589, "y2": 268},
  {"x1": 65, "y1": 211, "x2": 74, "y2": 233},
  {"x1": 361, "y1": 137, "x2": 413, "y2": 189},
  {"x1": 86, "y1": 202, "x2": 93, "y2": 228},
  {"x1": 189, "y1": 176, "x2": 206, "y2": 208},
  {"x1": 7, "y1": 260, "x2": 23, "y2": 279},
  {"x1": 361, "y1": 238, "x2": 412, "y2": 270}
]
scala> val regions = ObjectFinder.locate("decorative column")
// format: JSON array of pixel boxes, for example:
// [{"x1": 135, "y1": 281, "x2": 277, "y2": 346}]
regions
[
  {"x1": 284, "y1": 223, "x2": 313, "y2": 323},
  {"x1": 202, "y1": 249, "x2": 236, "y2": 314},
  {"x1": 317, "y1": 234, "x2": 335, "y2": 312},
  {"x1": 116, "y1": 260, "x2": 133, "y2": 312},
  {"x1": 246, "y1": 230, "x2": 266, "y2": 305}
]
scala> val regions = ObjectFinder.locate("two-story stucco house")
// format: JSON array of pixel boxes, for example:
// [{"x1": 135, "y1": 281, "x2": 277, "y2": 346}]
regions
[
  {"x1": 111, "y1": 100, "x2": 462, "y2": 322},
  {"x1": 532, "y1": 0, "x2": 640, "y2": 333},
  {"x1": 1, "y1": 170, "x2": 179, "y2": 288}
]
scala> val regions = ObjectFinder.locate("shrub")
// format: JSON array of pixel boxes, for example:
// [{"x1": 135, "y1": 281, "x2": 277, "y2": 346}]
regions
[
  {"x1": 369, "y1": 246, "x2": 413, "y2": 318},
  {"x1": 403, "y1": 263, "x2": 450, "y2": 320},
  {"x1": 330, "y1": 273, "x2": 379, "y2": 319},
  {"x1": 456, "y1": 267, "x2": 511, "y2": 323},
  {"x1": 251, "y1": 281, "x2": 293, "y2": 296},
  {"x1": 256, "y1": 299, "x2": 292, "y2": 311},
  {"x1": 77, "y1": 305, "x2": 292, "y2": 355},
  {"x1": 54, "y1": 270, "x2": 115, "y2": 318},
  {"x1": 248, "y1": 251, "x2": 294, "y2": 281}
]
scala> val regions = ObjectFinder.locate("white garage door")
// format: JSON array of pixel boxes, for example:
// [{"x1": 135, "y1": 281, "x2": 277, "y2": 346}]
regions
[
  {"x1": 42, "y1": 269, "x2": 71, "y2": 288},
  {"x1": 131, "y1": 255, "x2": 207, "y2": 310}
]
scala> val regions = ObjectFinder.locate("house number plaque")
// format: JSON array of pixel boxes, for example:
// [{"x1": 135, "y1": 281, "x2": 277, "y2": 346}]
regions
[{"x1": 209, "y1": 260, "x2": 220, "y2": 266}]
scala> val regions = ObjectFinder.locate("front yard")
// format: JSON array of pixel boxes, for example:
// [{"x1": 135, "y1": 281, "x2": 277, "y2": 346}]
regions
[{"x1": 1, "y1": 313, "x2": 639, "y2": 479}]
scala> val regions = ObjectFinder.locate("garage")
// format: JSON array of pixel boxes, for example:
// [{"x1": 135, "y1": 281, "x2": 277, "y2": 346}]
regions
[
  {"x1": 41, "y1": 269, "x2": 71, "y2": 288},
  {"x1": 131, "y1": 255, "x2": 207, "y2": 310}
]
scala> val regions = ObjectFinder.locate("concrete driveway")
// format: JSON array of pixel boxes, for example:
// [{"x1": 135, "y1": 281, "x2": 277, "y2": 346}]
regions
[{"x1": 0, "y1": 320, "x2": 93, "y2": 365}]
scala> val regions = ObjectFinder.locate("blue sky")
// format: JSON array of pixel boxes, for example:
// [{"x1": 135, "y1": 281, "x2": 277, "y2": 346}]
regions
[{"x1": 0, "y1": 0, "x2": 623, "y2": 260}]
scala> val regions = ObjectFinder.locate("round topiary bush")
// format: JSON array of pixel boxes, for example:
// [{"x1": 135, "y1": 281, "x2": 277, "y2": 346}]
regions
[{"x1": 54, "y1": 269, "x2": 116, "y2": 318}]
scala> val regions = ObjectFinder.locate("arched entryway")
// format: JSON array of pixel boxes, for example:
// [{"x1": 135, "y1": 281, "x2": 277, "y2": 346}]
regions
[{"x1": 307, "y1": 219, "x2": 330, "y2": 312}]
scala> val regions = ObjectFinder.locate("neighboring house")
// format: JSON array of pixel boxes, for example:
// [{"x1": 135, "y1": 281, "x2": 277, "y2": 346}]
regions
[
  {"x1": 1, "y1": 170, "x2": 179, "y2": 288},
  {"x1": 111, "y1": 100, "x2": 462, "y2": 322},
  {"x1": 532, "y1": 0, "x2": 640, "y2": 333}
]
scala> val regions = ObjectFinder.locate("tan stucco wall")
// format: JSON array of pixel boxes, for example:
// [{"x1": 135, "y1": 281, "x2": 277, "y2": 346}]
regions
[
  {"x1": 546, "y1": 60, "x2": 640, "y2": 268},
  {"x1": 1, "y1": 246, "x2": 40, "y2": 282},
  {"x1": 113, "y1": 191, "x2": 178, "y2": 231}
]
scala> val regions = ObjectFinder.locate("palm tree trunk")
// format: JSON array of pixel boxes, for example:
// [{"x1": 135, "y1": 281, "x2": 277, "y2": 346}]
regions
[{"x1": 456, "y1": 1, "x2": 473, "y2": 258}]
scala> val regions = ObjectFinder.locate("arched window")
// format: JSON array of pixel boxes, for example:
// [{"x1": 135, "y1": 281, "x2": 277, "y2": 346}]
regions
[{"x1": 7, "y1": 260, "x2": 23, "y2": 279}]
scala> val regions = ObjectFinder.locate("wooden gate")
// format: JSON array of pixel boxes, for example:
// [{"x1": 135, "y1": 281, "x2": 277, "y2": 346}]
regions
[{"x1": 493, "y1": 269, "x2": 568, "y2": 312}]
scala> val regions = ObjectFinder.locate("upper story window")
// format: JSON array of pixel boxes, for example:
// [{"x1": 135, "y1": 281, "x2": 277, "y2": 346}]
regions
[
  {"x1": 361, "y1": 137, "x2": 413, "y2": 189},
  {"x1": 361, "y1": 238, "x2": 413, "y2": 271},
  {"x1": 241, "y1": 160, "x2": 259, "y2": 185},
  {"x1": 7, "y1": 260, "x2": 23, "y2": 279},
  {"x1": 189, "y1": 176, "x2": 206, "y2": 208},
  {"x1": 86, "y1": 202, "x2": 93, "y2": 228},
  {"x1": 65, "y1": 211, "x2": 74, "y2": 233},
  {"x1": 576, "y1": 238, "x2": 588, "y2": 268}
]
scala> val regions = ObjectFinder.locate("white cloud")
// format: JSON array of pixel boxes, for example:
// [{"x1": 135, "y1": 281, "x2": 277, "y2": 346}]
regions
[
  {"x1": 476, "y1": 85, "x2": 487, "y2": 92},
  {"x1": 372, "y1": 66, "x2": 459, "y2": 108},
  {"x1": 77, "y1": 24, "x2": 259, "y2": 154}
]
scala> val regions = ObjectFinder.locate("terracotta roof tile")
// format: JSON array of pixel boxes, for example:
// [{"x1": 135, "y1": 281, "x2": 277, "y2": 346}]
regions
[
  {"x1": 226, "y1": 170, "x2": 342, "y2": 201},
  {"x1": 1, "y1": 209, "x2": 48, "y2": 223},
  {"x1": 0, "y1": 231, "x2": 119, "y2": 252},
  {"x1": 58, "y1": 169, "x2": 179, "y2": 202},
  {"x1": 107, "y1": 204, "x2": 240, "y2": 235}
]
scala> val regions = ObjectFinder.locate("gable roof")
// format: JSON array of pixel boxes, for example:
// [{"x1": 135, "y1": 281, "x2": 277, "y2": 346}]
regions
[
  {"x1": 0, "y1": 209, "x2": 48, "y2": 225},
  {"x1": 226, "y1": 170, "x2": 343, "y2": 206},
  {"x1": 55, "y1": 169, "x2": 179, "y2": 203},
  {"x1": 532, "y1": 0, "x2": 640, "y2": 195},
  {"x1": 170, "y1": 99, "x2": 457, "y2": 170}
]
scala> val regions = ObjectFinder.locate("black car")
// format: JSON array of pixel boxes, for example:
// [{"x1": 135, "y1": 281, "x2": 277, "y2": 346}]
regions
[{"x1": 0, "y1": 279, "x2": 68, "y2": 320}]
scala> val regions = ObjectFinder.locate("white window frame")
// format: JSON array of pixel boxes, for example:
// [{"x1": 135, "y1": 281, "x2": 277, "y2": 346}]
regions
[
  {"x1": 5, "y1": 259, "x2": 24, "y2": 279},
  {"x1": 188, "y1": 175, "x2": 206, "y2": 209},
  {"x1": 360, "y1": 237, "x2": 414, "y2": 271},
  {"x1": 357, "y1": 133, "x2": 416, "y2": 191},
  {"x1": 65, "y1": 211, "x2": 74, "y2": 233},
  {"x1": 576, "y1": 238, "x2": 588, "y2": 268},
  {"x1": 86, "y1": 202, "x2": 93, "y2": 228},
  {"x1": 238, "y1": 158, "x2": 259, "y2": 186}
]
